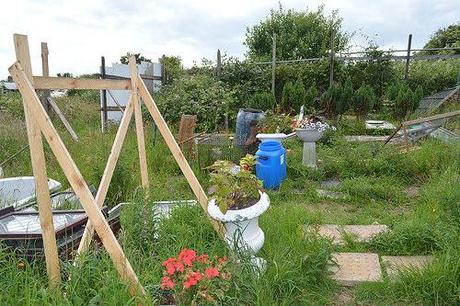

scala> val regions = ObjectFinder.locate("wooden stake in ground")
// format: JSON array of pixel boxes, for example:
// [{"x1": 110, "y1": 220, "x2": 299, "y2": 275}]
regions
[
  {"x1": 14, "y1": 34, "x2": 61, "y2": 288},
  {"x1": 178, "y1": 115, "x2": 197, "y2": 156},
  {"x1": 77, "y1": 95, "x2": 135, "y2": 254},
  {"x1": 128, "y1": 56, "x2": 149, "y2": 189},
  {"x1": 136, "y1": 75, "x2": 225, "y2": 237},
  {"x1": 9, "y1": 61, "x2": 144, "y2": 296}
]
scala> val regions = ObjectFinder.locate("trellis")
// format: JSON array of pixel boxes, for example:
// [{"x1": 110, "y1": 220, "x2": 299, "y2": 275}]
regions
[{"x1": 9, "y1": 34, "x2": 224, "y2": 296}]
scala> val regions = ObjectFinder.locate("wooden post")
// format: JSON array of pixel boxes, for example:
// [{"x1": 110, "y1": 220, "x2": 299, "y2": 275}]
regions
[
  {"x1": 77, "y1": 95, "x2": 135, "y2": 254},
  {"x1": 137, "y1": 77, "x2": 225, "y2": 237},
  {"x1": 216, "y1": 49, "x2": 222, "y2": 80},
  {"x1": 13, "y1": 34, "x2": 61, "y2": 288},
  {"x1": 101, "y1": 56, "x2": 108, "y2": 132},
  {"x1": 9, "y1": 62, "x2": 144, "y2": 296},
  {"x1": 160, "y1": 54, "x2": 166, "y2": 85},
  {"x1": 404, "y1": 34, "x2": 412, "y2": 80},
  {"x1": 40, "y1": 42, "x2": 50, "y2": 113},
  {"x1": 329, "y1": 30, "x2": 335, "y2": 87},
  {"x1": 271, "y1": 34, "x2": 276, "y2": 96},
  {"x1": 129, "y1": 56, "x2": 149, "y2": 189},
  {"x1": 178, "y1": 115, "x2": 197, "y2": 156}
]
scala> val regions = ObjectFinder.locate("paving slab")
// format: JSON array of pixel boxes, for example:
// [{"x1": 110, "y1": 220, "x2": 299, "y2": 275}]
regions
[
  {"x1": 320, "y1": 178, "x2": 341, "y2": 189},
  {"x1": 343, "y1": 225, "x2": 388, "y2": 242},
  {"x1": 330, "y1": 253, "x2": 382, "y2": 286},
  {"x1": 316, "y1": 189, "x2": 348, "y2": 199},
  {"x1": 382, "y1": 256, "x2": 434, "y2": 277},
  {"x1": 304, "y1": 224, "x2": 388, "y2": 245}
]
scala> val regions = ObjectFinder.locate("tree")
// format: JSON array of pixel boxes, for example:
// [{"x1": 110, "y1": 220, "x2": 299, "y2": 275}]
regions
[
  {"x1": 120, "y1": 53, "x2": 152, "y2": 64},
  {"x1": 160, "y1": 55, "x2": 185, "y2": 84},
  {"x1": 353, "y1": 85, "x2": 376, "y2": 119},
  {"x1": 422, "y1": 24, "x2": 460, "y2": 54},
  {"x1": 245, "y1": 5, "x2": 348, "y2": 61},
  {"x1": 280, "y1": 79, "x2": 306, "y2": 114}
]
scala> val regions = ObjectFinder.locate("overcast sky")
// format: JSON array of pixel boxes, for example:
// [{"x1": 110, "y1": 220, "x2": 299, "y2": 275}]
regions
[{"x1": 1, "y1": 0, "x2": 458, "y2": 79}]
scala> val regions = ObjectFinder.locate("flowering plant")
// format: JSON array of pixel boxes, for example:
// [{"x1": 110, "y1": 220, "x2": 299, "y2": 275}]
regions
[
  {"x1": 292, "y1": 117, "x2": 336, "y2": 133},
  {"x1": 207, "y1": 155, "x2": 263, "y2": 213},
  {"x1": 160, "y1": 248, "x2": 231, "y2": 305}
]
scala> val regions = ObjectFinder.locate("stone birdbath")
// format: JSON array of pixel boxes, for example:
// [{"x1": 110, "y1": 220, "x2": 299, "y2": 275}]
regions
[{"x1": 295, "y1": 128, "x2": 324, "y2": 168}]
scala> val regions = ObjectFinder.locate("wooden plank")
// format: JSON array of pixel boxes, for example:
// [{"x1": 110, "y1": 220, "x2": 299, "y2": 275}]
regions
[
  {"x1": 137, "y1": 76, "x2": 225, "y2": 237},
  {"x1": 402, "y1": 110, "x2": 460, "y2": 126},
  {"x1": 13, "y1": 34, "x2": 61, "y2": 288},
  {"x1": 33, "y1": 76, "x2": 132, "y2": 90},
  {"x1": 9, "y1": 62, "x2": 143, "y2": 296},
  {"x1": 47, "y1": 97, "x2": 79, "y2": 141},
  {"x1": 129, "y1": 56, "x2": 149, "y2": 189},
  {"x1": 77, "y1": 95, "x2": 135, "y2": 254}
]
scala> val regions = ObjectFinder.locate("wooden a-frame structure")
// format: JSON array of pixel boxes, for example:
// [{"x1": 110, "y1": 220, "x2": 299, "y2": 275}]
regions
[{"x1": 9, "y1": 34, "x2": 224, "y2": 296}]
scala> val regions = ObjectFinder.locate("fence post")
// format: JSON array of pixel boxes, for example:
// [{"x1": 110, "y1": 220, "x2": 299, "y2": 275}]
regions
[
  {"x1": 216, "y1": 49, "x2": 222, "y2": 80},
  {"x1": 40, "y1": 42, "x2": 50, "y2": 113},
  {"x1": 100, "y1": 56, "x2": 107, "y2": 132},
  {"x1": 329, "y1": 30, "x2": 335, "y2": 87},
  {"x1": 160, "y1": 54, "x2": 166, "y2": 85},
  {"x1": 271, "y1": 34, "x2": 276, "y2": 97},
  {"x1": 404, "y1": 34, "x2": 412, "y2": 80}
]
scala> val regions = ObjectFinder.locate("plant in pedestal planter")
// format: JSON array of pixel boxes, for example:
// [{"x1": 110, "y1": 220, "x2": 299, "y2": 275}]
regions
[
  {"x1": 207, "y1": 155, "x2": 269, "y2": 257},
  {"x1": 293, "y1": 117, "x2": 336, "y2": 168}
]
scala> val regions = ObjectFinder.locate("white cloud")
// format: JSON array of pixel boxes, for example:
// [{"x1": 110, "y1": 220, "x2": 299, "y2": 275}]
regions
[{"x1": 0, "y1": 0, "x2": 458, "y2": 79}]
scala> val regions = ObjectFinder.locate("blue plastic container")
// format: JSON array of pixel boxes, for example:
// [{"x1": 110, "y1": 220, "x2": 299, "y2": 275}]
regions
[{"x1": 255, "y1": 141, "x2": 287, "y2": 189}]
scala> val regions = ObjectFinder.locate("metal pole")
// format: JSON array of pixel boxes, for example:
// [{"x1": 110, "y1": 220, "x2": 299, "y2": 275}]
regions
[
  {"x1": 329, "y1": 30, "x2": 335, "y2": 87},
  {"x1": 101, "y1": 56, "x2": 107, "y2": 132},
  {"x1": 271, "y1": 34, "x2": 276, "y2": 96},
  {"x1": 404, "y1": 34, "x2": 412, "y2": 80}
]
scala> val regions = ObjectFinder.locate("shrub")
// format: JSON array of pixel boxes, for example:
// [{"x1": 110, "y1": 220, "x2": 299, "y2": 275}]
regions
[
  {"x1": 353, "y1": 84, "x2": 376, "y2": 119},
  {"x1": 304, "y1": 84, "x2": 318, "y2": 112},
  {"x1": 280, "y1": 79, "x2": 306, "y2": 113},
  {"x1": 386, "y1": 81, "x2": 423, "y2": 121},
  {"x1": 155, "y1": 74, "x2": 236, "y2": 131},
  {"x1": 320, "y1": 83, "x2": 342, "y2": 118},
  {"x1": 247, "y1": 92, "x2": 275, "y2": 111}
]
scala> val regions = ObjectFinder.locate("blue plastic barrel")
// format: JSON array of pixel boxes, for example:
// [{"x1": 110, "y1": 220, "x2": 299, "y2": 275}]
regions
[
  {"x1": 255, "y1": 141, "x2": 287, "y2": 189},
  {"x1": 235, "y1": 108, "x2": 264, "y2": 147}
]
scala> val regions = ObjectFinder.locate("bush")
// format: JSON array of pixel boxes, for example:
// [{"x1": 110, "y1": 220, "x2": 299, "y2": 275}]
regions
[
  {"x1": 280, "y1": 79, "x2": 306, "y2": 113},
  {"x1": 155, "y1": 74, "x2": 236, "y2": 131},
  {"x1": 247, "y1": 92, "x2": 275, "y2": 111},
  {"x1": 320, "y1": 83, "x2": 342, "y2": 118},
  {"x1": 353, "y1": 84, "x2": 376, "y2": 119},
  {"x1": 386, "y1": 81, "x2": 423, "y2": 121},
  {"x1": 304, "y1": 84, "x2": 318, "y2": 112}
]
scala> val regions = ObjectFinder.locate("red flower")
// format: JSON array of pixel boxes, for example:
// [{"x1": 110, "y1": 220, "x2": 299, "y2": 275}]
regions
[
  {"x1": 162, "y1": 257, "x2": 177, "y2": 275},
  {"x1": 196, "y1": 254, "x2": 209, "y2": 264},
  {"x1": 178, "y1": 248, "x2": 196, "y2": 266},
  {"x1": 184, "y1": 271, "x2": 202, "y2": 289},
  {"x1": 160, "y1": 276, "x2": 175, "y2": 290},
  {"x1": 205, "y1": 267, "x2": 219, "y2": 279},
  {"x1": 218, "y1": 256, "x2": 228, "y2": 264}
]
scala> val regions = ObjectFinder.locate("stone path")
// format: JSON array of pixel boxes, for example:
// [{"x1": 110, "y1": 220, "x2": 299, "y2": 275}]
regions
[
  {"x1": 304, "y1": 224, "x2": 389, "y2": 245},
  {"x1": 381, "y1": 256, "x2": 434, "y2": 277},
  {"x1": 330, "y1": 253, "x2": 382, "y2": 286}
]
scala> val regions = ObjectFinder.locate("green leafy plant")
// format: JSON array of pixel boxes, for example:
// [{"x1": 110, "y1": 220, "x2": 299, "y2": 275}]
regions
[
  {"x1": 207, "y1": 155, "x2": 262, "y2": 213},
  {"x1": 386, "y1": 82, "x2": 423, "y2": 121},
  {"x1": 257, "y1": 110, "x2": 293, "y2": 134},
  {"x1": 320, "y1": 83, "x2": 342, "y2": 118},
  {"x1": 304, "y1": 84, "x2": 318, "y2": 112}
]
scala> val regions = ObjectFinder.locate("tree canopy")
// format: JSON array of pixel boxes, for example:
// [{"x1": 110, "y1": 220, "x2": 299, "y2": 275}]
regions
[
  {"x1": 244, "y1": 5, "x2": 348, "y2": 61},
  {"x1": 422, "y1": 24, "x2": 460, "y2": 54}
]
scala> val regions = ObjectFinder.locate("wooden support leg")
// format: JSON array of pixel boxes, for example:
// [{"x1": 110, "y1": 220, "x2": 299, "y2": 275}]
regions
[
  {"x1": 77, "y1": 95, "x2": 135, "y2": 254},
  {"x1": 129, "y1": 56, "x2": 149, "y2": 190},
  {"x1": 9, "y1": 62, "x2": 144, "y2": 297},
  {"x1": 14, "y1": 33, "x2": 60, "y2": 288},
  {"x1": 136, "y1": 76, "x2": 225, "y2": 238}
]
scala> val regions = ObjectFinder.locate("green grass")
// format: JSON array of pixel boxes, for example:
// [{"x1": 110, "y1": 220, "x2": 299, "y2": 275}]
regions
[{"x1": 0, "y1": 92, "x2": 459, "y2": 305}]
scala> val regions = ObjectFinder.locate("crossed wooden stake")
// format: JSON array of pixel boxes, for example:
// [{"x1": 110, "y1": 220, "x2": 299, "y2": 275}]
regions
[{"x1": 9, "y1": 34, "x2": 224, "y2": 297}]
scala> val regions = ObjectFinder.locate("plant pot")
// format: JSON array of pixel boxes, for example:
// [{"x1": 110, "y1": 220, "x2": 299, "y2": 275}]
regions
[
  {"x1": 208, "y1": 191, "x2": 270, "y2": 254},
  {"x1": 295, "y1": 129, "x2": 324, "y2": 168}
]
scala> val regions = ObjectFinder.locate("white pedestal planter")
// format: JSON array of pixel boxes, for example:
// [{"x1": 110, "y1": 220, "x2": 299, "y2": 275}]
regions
[
  {"x1": 208, "y1": 191, "x2": 270, "y2": 254},
  {"x1": 295, "y1": 129, "x2": 323, "y2": 168},
  {"x1": 256, "y1": 132, "x2": 295, "y2": 143}
]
